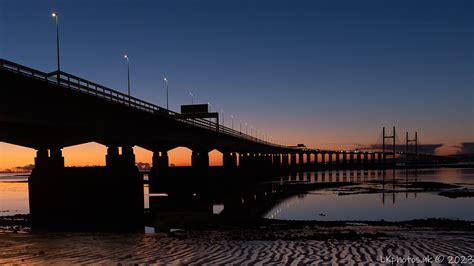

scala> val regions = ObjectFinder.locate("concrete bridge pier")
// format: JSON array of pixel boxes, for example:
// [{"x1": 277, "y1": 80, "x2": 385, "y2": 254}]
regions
[
  {"x1": 349, "y1": 152, "x2": 355, "y2": 166},
  {"x1": 321, "y1": 152, "x2": 326, "y2": 167},
  {"x1": 312, "y1": 153, "x2": 319, "y2": 168},
  {"x1": 335, "y1": 152, "x2": 340, "y2": 166},
  {"x1": 192, "y1": 149, "x2": 210, "y2": 170},
  {"x1": 378, "y1": 152, "x2": 384, "y2": 166},
  {"x1": 149, "y1": 150, "x2": 170, "y2": 192},
  {"x1": 356, "y1": 152, "x2": 362, "y2": 167},
  {"x1": 328, "y1": 152, "x2": 333, "y2": 167},
  {"x1": 363, "y1": 152, "x2": 369, "y2": 166},
  {"x1": 223, "y1": 151, "x2": 238, "y2": 169},
  {"x1": 282, "y1": 154, "x2": 289, "y2": 166},
  {"x1": 29, "y1": 145, "x2": 143, "y2": 231},
  {"x1": 272, "y1": 154, "x2": 281, "y2": 167},
  {"x1": 342, "y1": 152, "x2": 347, "y2": 167},
  {"x1": 305, "y1": 153, "x2": 311, "y2": 166},
  {"x1": 290, "y1": 153, "x2": 297, "y2": 166},
  {"x1": 239, "y1": 153, "x2": 248, "y2": 168},
  {"x1": 264, "y1": 153, "x2": 273, "y2": 168},
  {"x1": 370, "y1": 153, "x2": 376, "y2": 167}
]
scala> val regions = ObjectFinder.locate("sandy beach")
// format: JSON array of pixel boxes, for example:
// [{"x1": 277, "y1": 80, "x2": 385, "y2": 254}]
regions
[{"x1": 1, "y1": 221, "x2": 473, "y2": 264}]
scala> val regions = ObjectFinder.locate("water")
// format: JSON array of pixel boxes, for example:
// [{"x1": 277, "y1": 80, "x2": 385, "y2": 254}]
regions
[
  {"x1": 1, "y1": 168, "x2": 473, "y2": 222},
  {"x1": 265, "y1": 168, "x2": 474, "y2": 221}
]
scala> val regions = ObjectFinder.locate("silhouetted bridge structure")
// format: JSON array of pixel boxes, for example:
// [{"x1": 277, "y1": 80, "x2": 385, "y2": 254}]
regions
[{"x1": 0, "y1": 59, "x2": 447, "y2": 230}]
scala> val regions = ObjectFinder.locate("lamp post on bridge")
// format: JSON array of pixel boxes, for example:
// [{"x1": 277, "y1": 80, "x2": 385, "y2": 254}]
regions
[
  {"x1": 230, "y1": 115, "x2": 234, "y2": 130},
  {"x1": 189, "y1": 92, "x2": 194, "y2": 104},
  {"x1": 123, "y1": 54, "x2": 131, "y2": 101},
  {"x1": 163, "y1": 77, "x2": 169, "y2": 110},
  {"x1": 51, "y1": 12, "x2": 61, "y2": 84},
  {"x1": 221, "y1": 109, "x2": 224, "y2": 125}
]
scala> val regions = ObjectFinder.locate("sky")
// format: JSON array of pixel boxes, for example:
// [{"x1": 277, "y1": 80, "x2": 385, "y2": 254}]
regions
[{"x1": 0, "y1": 0, "x2": 473, "y2": 169}]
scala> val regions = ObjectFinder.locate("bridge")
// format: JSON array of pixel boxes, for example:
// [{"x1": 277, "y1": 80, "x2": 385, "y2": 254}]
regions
[{"x1": 0, "y1": 59, "x2": 445, "y2": 230}]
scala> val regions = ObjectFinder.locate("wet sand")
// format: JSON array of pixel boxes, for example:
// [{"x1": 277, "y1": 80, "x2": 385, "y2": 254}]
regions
[{"x1": 1, "y1": 223, "x2": 473, "y2": 264}]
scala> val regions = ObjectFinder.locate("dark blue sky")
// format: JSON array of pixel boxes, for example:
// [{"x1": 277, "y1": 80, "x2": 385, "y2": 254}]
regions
[{"x1": 1, "y1": 0, "x2": 472, "y2": 151}]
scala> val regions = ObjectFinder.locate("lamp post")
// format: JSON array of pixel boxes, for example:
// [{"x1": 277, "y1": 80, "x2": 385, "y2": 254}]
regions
[
  {"x1": 230, "y1": 115, "x2": 234, "y2": 130},
  {"x1": 189, "y1": 92, "x2": 193, "y2": 104},
  {"x1": 51, "y1": 12, "x2": 60, "y2": 83},
  {"x1": 163, "y1": 77, "x2": 169, "y2": 110},
  {"x1": 123, "y1": 55, "x2": 131, "y2": 101},
  {"x1": 221, "y1": 109, "x2": 224, "y2": 125}
]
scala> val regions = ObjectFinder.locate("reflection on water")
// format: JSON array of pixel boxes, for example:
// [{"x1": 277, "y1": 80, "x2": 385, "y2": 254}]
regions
[
  {"x1": 1, "y1": 168, "x2": 473, "y2": 229},
  {"x1": 265, "y1": 190, "x2": 474, "y2": 221},
  {"x1": 0, "y1": 179, "x2": 28, "y2": 215}
]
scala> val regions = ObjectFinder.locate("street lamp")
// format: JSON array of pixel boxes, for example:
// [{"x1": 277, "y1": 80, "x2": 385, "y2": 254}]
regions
[
  {"x1": 123, "y1": 55, "x2": 131, "y2": 100},
  {"x1": 230, "y1": 115, "x2": 234, "y2": 130},
  {"x1": 221, "y1": 109, "x2": 224, "y2": 125},
  {"x1": 51, "y1": 12, "x2": 60, "y2": 83},
  {"x1": 163, "y1": 77, "x2": 169, "y2": 110},
  {"x1": 189, "y1": 92, "x2": 193, "y2": 104}
]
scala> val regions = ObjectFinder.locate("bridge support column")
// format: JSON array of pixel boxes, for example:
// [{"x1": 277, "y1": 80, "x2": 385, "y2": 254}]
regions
[
  {"x1": 290, "y1": 153, "x2": 297, "y2": 166},
  {"x1": 378, "y1": 152, "x2": 384, "y2": 166},
  {"x1": 328, "y1": 152, "x2": 333, "y2": 166},
  {"x1": 282, "y1": 154, "x2": 289, "y2": 166},
  {"x1": 273, "y1": 154, "x2": 281, "y2": 167},
  {"x1": 223, "y1": 152, "x2": 237, "y2": 169},
  {"x1": 321, "y1": 152, "x2": 326, "y2": 166},
  {"x1": 30, "y1": 145, "x2": 143, "y2": 231},
  {"x1": 335, "y1": 152, "x2": 340, "y2": 166},
  {"x1": 342, "y1": 152, "x2": 347, "y2": 167},
  {"x1": 350, "y1": 152, "x2": 355, "y2": 166},
  {"x1": 264, "y1": 154, "x2": 273, "y2": 168},
  {"x1": 370, "y1": 153, "x2": 376, "y2": 167},
  {"x1": 34, "y1": 148, "x2": 65, "y2": 169},
  {"x1": 192, "y1": 150, "x2": 209, "y2": 170},
  {"x1": 149, "y1": 150, "x2": 169, "y2": 193}
]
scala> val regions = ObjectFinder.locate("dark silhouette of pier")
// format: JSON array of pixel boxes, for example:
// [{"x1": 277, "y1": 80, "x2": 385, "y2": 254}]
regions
[{"x1": 0, "y1": 59, "x2": 449, "y2": 231}]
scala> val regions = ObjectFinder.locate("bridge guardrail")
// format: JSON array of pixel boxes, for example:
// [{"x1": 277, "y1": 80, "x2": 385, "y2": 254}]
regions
[{"x1": 0, "y1": 59, "x2": 287, "y2": 149}]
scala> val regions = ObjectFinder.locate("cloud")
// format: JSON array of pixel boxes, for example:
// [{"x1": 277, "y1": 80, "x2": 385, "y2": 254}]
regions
[
  {"x1": 454, "y1": 142, "x2": 474, "y2": 154},
  {"x1": 13, "y1": 164, "x2": 34, "y2": 171}
]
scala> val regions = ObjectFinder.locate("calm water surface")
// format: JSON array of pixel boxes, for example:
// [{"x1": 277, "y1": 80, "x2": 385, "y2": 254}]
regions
[{"x1": 1, "y1": 168, "x2": 473, "y2": 221}]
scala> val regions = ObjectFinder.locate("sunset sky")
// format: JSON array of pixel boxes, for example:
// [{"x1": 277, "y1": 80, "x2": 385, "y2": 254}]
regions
[{"x1": 0, "y1": 0, "x2": 472, "y2": 170}]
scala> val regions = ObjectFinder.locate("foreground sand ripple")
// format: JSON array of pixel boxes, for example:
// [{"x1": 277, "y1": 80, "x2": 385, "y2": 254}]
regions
[{"x1": 1, "y1": 229, "x2": 473, "y2": 264}]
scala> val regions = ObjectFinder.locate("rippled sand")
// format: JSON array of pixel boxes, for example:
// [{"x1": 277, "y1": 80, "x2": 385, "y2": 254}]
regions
[{"x1": 1, "y1": 227, "x2": 473, "y2": 264}]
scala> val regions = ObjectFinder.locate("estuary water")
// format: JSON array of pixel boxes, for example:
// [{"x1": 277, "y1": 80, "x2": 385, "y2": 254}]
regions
[{"x1": 0, "y1": 168, "x2": 473, "y2": 222}]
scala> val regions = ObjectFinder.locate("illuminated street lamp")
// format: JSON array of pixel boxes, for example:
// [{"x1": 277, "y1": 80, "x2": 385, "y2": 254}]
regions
[
  {"x1": 51, "y1": 12, "x2": 60, "y2": 83},
  {"x1": 230, "y1": 115, "x2": 234, "y2": 130},
  {"x1": 189, "y1": 92, "x2": 194, "y2": 104},
  {"x1": 123, "y1": 55, "x2": 131, "y2": 99},
  {"x1": 163, "y1": 77, "x2": 169, "y2": 110}
]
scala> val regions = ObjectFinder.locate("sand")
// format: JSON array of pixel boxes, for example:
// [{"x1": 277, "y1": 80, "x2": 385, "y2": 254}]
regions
[{"x1": 1, "y1": 226, "x2": 473, "y2": 264}]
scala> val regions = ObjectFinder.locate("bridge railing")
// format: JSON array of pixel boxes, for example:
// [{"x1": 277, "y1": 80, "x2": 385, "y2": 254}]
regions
[{"x1": 0, "y1": 59, "x2": 286, "y2": 149}]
